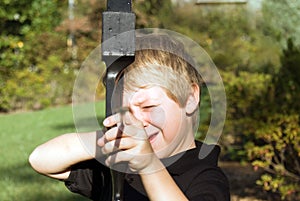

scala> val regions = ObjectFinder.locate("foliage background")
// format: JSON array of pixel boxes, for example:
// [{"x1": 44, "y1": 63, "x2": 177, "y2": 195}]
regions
[{"x1": 0, "y1": 0, "x2": 299, "y2": 200}]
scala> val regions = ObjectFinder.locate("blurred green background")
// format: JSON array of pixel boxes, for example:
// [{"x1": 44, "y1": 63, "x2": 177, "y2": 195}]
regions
[{"x1": 1, "y1": 0, "x2": 300, "y2": 200}]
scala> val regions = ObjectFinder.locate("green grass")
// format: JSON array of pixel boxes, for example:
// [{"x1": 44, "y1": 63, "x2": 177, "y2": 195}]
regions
[{"x1": 0, "y1": 102, "x2": 105, "y2": 201}]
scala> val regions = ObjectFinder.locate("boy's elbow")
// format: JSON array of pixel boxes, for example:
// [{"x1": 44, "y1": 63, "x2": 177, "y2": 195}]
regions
[{"x1": 28, "y1": 147, "x2": 44, "y2": 174}]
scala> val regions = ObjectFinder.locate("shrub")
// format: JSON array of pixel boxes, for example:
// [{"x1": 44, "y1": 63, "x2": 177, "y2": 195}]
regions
[
  {"x1": 246, "y1": 114, "x2": 300, "y2": 200},
  {"x1": 220, "y1": 39, "x2": 300, "y2": 200},
  {"x1": 1, "y1": 69, "x2": 51, "y2": 111},
  {"x1": 220, "y1": 70, "x2": 272, "y2": 159}
]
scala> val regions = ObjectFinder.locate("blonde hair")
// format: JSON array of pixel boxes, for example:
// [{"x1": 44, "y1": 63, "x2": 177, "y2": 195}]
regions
[{"x1": 123, "y1": 33, "x2": 203, "y2": 130}]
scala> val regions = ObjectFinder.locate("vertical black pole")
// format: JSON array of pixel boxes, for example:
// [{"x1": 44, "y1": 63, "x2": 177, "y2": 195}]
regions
[{"x1": 101, "y1": 1, "x2": 135, "y2": 201}]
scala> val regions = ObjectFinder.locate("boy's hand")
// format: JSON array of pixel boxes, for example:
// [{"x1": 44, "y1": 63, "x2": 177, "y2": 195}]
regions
[{"x1": 97, "y1": 110, "x2": 162, "y2": 174}]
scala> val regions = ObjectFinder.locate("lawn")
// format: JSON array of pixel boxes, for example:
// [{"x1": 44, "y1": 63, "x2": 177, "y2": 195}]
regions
[{"x1": 0, "y1": 102, "x2": 105, "y2": 201}]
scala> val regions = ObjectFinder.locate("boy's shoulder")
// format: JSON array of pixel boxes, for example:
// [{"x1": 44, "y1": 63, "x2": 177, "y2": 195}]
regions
[
  {"x1": 163, "y1": 141, "x2": 229, "y2": 198},
  {"x1": 195, "y1": 140, "x2": 221, "y2": 165}
]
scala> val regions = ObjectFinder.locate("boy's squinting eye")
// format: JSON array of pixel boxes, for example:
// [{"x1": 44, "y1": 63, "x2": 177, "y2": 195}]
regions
[
  {"x1": 141, "y1": 105, "x2": 157, "y2": 111},
  {"x1": 142, "y1": 105, "x2": 155, "y2": 109}
]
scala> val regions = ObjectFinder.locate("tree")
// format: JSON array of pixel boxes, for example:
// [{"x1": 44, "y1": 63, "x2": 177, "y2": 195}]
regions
[
  {"x1": 262, "y1": 0, "x2": 300, "y2": 46},
  {"x1": 133, "y1": 0, "x2": 173, "y2": 28},
  {"x1": 0, "y1": 0, "x2": 65, "y2": 111}
]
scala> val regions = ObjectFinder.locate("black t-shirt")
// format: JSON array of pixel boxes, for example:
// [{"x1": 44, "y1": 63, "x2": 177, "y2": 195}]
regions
[{"x1": 64, "y1": 141, "x2": 230, "y2": 201}]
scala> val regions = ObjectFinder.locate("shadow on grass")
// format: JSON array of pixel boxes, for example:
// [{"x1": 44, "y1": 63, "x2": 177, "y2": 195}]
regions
[
  {"x1": 0, "y1": 162, "x2": 89, "y2": 201},
  {"x1": 51, "y1": 116, "x2": 105, "y2": 132},
  {"x1": 52, "y1": 122, "x2": 76, "y2": 131}
]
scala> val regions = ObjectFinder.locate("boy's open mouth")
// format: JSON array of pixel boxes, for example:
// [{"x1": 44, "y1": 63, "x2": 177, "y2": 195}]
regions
[{"x1": 148, "y1": 132, "x2": 159, "y2": 143}]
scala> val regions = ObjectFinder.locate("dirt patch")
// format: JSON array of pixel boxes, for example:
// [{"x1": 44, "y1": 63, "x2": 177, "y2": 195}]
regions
[{"x1": 220, "y1": 161, "x2": 279, "y2": 201}]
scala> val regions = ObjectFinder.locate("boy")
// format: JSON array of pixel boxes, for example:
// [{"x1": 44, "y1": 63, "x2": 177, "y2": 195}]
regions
[{"x1": 29, "y1": 33, "x2": 230, "y2": 201}]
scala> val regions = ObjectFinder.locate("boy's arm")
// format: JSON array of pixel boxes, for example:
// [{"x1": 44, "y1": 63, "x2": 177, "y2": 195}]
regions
[
  {"x1": 29, "y1": 132, "x2": 97, "y2": 180},
  {"x1": 140, "y1": 163, "x2": 189, "y2": 201}
]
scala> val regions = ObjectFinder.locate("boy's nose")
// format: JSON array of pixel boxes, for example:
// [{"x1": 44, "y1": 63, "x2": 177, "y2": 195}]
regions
[{"x1": 129, "y1": 106, "x2": 149, "y2": 127}]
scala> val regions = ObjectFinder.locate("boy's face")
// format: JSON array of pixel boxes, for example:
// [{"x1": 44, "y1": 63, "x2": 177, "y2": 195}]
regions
[{"x1": 122, "y1": 86, "x2": 194, "y2": 158}]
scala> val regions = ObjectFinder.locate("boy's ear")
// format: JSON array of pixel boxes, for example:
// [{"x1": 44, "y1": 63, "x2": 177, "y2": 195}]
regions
[{"x1": 185, "y1": 84, "x2": 200, "y2": 115}]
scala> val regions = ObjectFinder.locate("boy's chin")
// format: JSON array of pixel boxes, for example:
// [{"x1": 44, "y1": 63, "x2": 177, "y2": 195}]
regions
[{"x1": 153, "y1": 144, "x2": 175, "y2": 159}]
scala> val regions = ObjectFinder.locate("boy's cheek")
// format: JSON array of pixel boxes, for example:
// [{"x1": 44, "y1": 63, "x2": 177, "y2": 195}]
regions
[{"x1": 148, "y1": 107, "x2": 166, "y2": 129}]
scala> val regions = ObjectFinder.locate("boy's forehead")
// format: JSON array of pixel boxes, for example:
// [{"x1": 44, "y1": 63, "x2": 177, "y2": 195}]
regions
[{"x1": 123, "y1": 86, "x2": 164, "y2": 103}]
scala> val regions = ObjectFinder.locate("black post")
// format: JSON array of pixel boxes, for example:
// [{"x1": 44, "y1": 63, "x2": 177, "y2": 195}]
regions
[{"x1": 101, "y1": 1, "x2": 135, "y2": 201}]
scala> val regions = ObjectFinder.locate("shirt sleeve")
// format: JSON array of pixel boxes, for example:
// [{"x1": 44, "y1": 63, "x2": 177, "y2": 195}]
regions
[{"x1": 64, "y1": 160, "x2": 112, "y2": 201}]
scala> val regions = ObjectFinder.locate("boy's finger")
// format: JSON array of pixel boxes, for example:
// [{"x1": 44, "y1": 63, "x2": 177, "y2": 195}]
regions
[
  {"x1": 103, "y1": 107, "x2": 130, "y2": 127},
  {"x1": 97, "y1": 127, "x2": 121, "y2": 146},
  {"x1": 101, "y1": 138, "x2": 135, "y2": 155},
  {"x1": 103, "y1": 113, "x2": 121, "y2": 127},
  {"x1": 105, "y1": 151, "x2": 133, "y2": 167}
]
